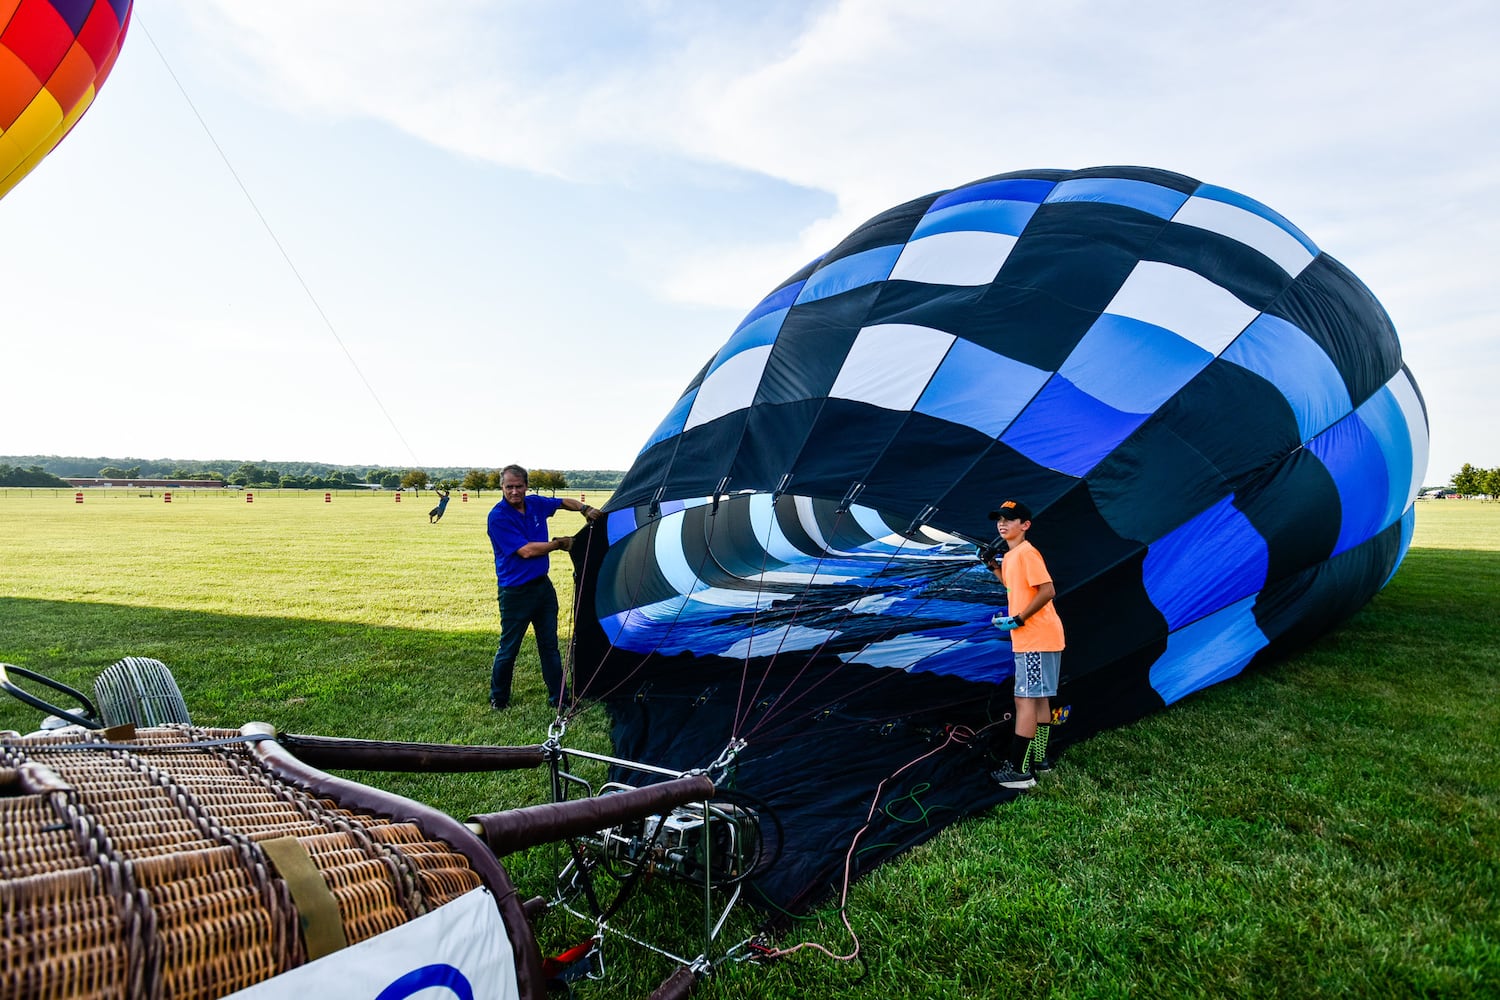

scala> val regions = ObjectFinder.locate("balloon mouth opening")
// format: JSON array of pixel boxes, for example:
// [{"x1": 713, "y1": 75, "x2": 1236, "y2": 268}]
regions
[{"x1": 590, "y1": 491, "x2": 1016, "y2": 678}]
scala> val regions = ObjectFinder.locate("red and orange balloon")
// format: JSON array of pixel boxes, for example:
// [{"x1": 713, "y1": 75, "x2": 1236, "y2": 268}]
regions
[{"x1": 0, "y1": 0, "x2": 132, "y2": 198}]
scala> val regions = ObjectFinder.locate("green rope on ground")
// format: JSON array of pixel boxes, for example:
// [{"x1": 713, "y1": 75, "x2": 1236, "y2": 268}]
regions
[
  {"x1": 749, "y1": 880, "x2": 849, "y2": 922},
  {"x1": 854, "y1": 840, "x2": 903, "y2": 859},
  {"x1": 882, "y1": 781, "x2": 959, "y2": 826},
  {"x1": 884, "y1": 782, "x2": 934, "y2": 825}
]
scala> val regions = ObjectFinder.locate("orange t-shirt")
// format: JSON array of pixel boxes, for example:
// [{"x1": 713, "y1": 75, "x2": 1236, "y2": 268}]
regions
[{"x1": 1000, "y1": 540, "x2": 1065, "y2": 652}]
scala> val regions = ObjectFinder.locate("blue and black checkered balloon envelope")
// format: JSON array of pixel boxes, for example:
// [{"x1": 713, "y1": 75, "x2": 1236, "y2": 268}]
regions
[{"x1": 568, "y1": 165, "x2": 1427, "y2": 914}]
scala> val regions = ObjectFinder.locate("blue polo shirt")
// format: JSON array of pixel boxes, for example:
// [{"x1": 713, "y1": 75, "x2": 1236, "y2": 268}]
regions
[{"x1": 488, "y1": 494, "x2": 565, "y2": 587}]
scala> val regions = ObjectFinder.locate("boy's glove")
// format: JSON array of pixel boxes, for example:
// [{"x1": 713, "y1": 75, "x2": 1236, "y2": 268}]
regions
[{"x1": 991, "y1": 614, "x2": 1020, "y2": 631}]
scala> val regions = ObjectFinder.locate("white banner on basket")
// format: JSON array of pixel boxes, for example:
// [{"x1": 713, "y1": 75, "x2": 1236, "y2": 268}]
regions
[{"x1": 226, "y1": 886, "x2": 520, "y2": 1000}]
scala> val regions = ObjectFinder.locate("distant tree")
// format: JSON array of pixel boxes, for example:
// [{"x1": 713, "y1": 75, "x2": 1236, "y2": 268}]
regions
[
  {"x1": 98, "y1": 465, "x2": 129, "y2": 479},
  {"x1": 531, "y1": 469, "x2": 567, "y2": 495},
  {"x1": 485, "y1": 470, "x2": 502, "y2": 491},
  {"x1": 401, "y1": 470, "x2": 430, "y2": 492},
  {"x1": 462, "y1": 469, "x2": 489, "y2": 495},
  {"x1": 567, "y1": 470, "x2": 626, "y2": 489},
  {"x1": 1482, "y1": 467, "x2": 1500, "y2": 500},
  {"x1": 0, "y1": 464, "x2": 69, "y2": 487},
  {"x1": 229, "y1": 463, "x2": 279, "y2": 487},
  {"x1": 1452, "y1": 463, "x2": 1486, "y2": 497}
]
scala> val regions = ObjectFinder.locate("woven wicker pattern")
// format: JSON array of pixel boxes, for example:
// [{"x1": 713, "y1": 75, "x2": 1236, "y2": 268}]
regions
[{"x1": 1, "y1": 726, "x2": 484, "y2": 999}]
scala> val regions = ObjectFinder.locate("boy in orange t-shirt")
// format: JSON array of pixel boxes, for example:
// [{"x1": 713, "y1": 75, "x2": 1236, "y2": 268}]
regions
[{"x1": 983, "y1": 499, "x2": 1064, "y2": 790}]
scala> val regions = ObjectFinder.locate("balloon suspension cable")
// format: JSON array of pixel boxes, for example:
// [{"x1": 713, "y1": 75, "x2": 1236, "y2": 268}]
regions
[
  {"x1": 575, "y1": 496, "x2": 731, "y2": 709},
  {"x1": 136, "y1": 18, "x2": 421, "y2": 468},
  {"x1": 907, "y1": 504, "x2": 938, "y2": 535},
  {"x1": 713, "y1": 476, "x2": 732, "y2": 511},
  {"x1": 728, "y1": 490, "x2": 810, "y2": 738},
  {"x1": 562, "y1": 511, "x2": 668, "y2": 708},
  {"x1": 730, "y1": 493, "x2": 884, "y2": 736},
  {"x1": 706, "y1": 737, "x2": 747, "y2": 785},
  {"x1": 740, "y1": 548, "x2": 1029, "y2": 739},
  {"x1": 749, "y1": 505, "x2": 1018, "y2": 742},
  {"x1": 558, "y1": 507, "x2": 609, "y2": 719},
  {"x1": 835, "y1": 481, "x2": 865, "y2": 514},
  {"x1": 739, "y1": 505, "x2": 940, "y2": 741},
  {"x1": 728, "y1": 494, "x2": 863, "y2": 736}
]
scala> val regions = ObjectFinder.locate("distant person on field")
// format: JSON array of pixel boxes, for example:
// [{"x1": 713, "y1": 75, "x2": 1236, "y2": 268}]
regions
[
  {"x1": 984, "y1": 499, "x2": 1065, "y2": 790},
  {"x1": 429, "y1": 488, "x2": 451, "y2": 523},
  {"x1": 486, "y1": 464, "x2": 601, "y2": 710}
]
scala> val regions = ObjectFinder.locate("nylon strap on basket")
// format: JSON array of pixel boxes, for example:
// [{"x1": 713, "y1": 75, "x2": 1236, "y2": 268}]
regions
[{"x1": 260, "y1": 836, "x2": 350, "y2": 959}]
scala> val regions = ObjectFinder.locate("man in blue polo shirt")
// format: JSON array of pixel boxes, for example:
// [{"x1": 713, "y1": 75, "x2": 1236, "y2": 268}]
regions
[{"x1": 487, "y1": 464, "x2": 602, "y2": 710}]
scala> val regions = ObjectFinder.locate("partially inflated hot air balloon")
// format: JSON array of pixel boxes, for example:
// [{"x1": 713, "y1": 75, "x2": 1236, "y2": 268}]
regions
[
  {"x1": 0, "y1": 0, "x2": 132, "y2": 199},
  {"x1": 567, "y1": 165, "x2": 1427, "y2": 914}
]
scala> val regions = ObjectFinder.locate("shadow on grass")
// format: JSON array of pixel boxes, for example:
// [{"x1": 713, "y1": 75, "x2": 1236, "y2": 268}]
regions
[
  {"x1": 0, "y1": 595, "x2": 629, "y2": 831},
  {"x1": 0, "y1": 596, "x2": 563, "y2": 746}
]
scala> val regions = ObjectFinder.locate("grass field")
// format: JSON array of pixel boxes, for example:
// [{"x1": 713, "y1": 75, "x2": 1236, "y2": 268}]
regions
[{"x1": 2, "y1": 489, "x2": 1497, "y2": 998}]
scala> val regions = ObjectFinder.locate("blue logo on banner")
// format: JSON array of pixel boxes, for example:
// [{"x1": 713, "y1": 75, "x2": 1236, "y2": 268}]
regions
[{"x1": 375, "y1": 964, "x2": 473, "y2": 1000}]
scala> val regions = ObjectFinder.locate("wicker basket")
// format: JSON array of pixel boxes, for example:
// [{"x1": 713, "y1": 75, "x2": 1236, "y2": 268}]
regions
[{"x1": 0, "y1": 726, "x2": 499, "y2": 999}]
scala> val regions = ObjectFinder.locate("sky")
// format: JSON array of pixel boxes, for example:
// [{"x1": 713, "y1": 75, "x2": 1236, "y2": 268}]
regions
[{"x1": 2, "y1": 0, "x2": 1496, "y2": 482}]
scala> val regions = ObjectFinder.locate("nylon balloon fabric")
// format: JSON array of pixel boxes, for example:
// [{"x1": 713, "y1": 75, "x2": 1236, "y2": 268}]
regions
[
  {"x1": 0, "y1": 0, "x2": 132, "y2": 199},
  {"x1": 568, "y1": 165, "x2": 1427, "y2": 915}
]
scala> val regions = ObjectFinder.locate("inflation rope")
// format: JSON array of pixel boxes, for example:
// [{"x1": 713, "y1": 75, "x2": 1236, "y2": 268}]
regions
[{"x1": 136, "y1": 17, "x2": 422, "y2": 468}]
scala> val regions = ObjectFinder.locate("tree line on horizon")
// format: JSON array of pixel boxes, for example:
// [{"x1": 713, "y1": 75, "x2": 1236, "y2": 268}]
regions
[
  {"x1": 0, "y1": 457, "x2": 623, "y2": 492},
  {"x1": 1447, "y1": 463, "x2": 1500, "y2": 498},
  {"x1": 9, "y1": 454, "x2": 1493, "y2": 498}
]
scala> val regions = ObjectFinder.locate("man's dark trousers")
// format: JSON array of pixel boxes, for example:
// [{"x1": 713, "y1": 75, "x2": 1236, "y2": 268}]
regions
[{"x1": 490, "y1": 575, "x2": 565, "y2": 707}]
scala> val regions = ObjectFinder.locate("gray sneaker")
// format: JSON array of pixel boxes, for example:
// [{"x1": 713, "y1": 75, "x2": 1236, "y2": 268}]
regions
[{"x1": 990, "y1": 767, "x2": 1036, "y2": 790}]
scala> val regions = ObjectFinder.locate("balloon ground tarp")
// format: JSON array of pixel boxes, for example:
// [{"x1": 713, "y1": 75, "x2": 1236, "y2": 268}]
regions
[{"x1": 564, "y1": 165, "x2": 1428, "y2": 917}]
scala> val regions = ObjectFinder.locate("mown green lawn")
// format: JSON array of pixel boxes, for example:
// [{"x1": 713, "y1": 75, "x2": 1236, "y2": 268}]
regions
[{"x1": 2, "y1": 490, "x2": 1496, "y2": 998}]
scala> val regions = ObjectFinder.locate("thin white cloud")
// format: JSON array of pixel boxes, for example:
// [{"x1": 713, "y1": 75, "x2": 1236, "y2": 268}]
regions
[
  {"x1": 181, "y1": 2, "x2": 1500, "y2": 309},
  {"x1": 16, "y1": 0, "x2": 1497, "y2": 475}
]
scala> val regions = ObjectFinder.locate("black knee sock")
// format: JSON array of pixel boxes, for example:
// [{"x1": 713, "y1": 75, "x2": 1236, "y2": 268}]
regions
[{"x1": 1008, "y1": 734, "x2": 1030, "y2": 771}]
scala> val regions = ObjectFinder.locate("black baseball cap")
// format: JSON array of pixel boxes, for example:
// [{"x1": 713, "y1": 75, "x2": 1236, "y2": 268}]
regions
[{"x1": 987, "y1": 499, "x2": 1033, "y2": 521}]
